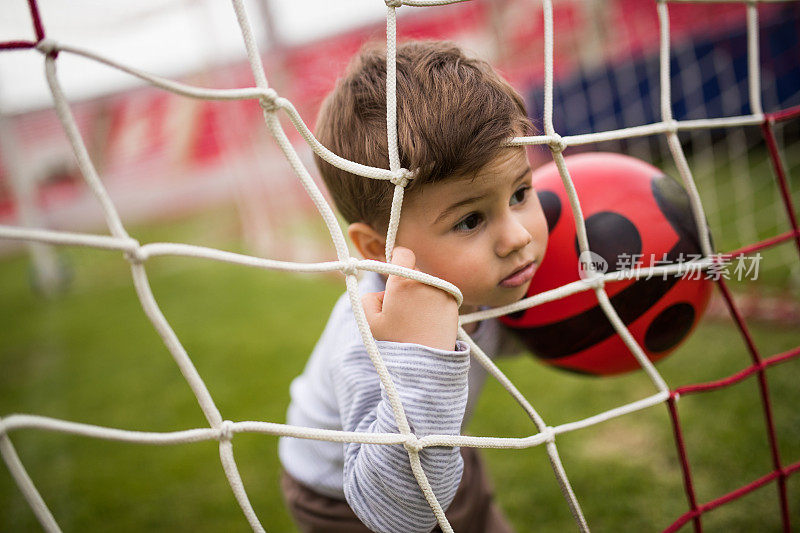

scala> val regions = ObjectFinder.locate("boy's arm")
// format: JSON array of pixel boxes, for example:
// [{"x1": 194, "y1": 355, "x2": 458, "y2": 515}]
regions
[
  {"x1": 360, "y1": 247, "x2": 459, "y2": 351},
  {"x1": 334, "y1": 247, "x2": 466, "y2": 533}
]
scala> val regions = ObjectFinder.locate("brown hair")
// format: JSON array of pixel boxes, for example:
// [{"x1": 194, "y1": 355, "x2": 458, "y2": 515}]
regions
[{"x1": 314, "y1": 40, "x2": 533, "y2": 230}]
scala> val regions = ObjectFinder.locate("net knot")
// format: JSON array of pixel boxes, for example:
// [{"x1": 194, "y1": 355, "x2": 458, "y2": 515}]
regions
[
  {"x1": 581, "y1": 271, "x2": 605, "y2": 289},
  {"x1": 665, "y1": 119, "x2": 679, "y2": 134},
  {"x1": 123, "y1": 244, "x2": 145, "y2": 265},
  {"x1": 385, "y1": 0, "x2": 403, "y2": 7},
  {"x1": 543, "y1": 426, "x2": 556, "y2": 443},
  {"x1": 217, "y1": 420, "x2": 234, "y2": 441},
  {"x1": 259, "y1": 88, "x2": 280, "y2": 113},
  {"x1": 35, "y1": 38, "x2": 58, "y2": 57},
  {"x1": 403, "y1": 435, "x2": 423, "y2": 453},
  {"x1": 548, "y1": 134, "x2": 567, "y2": 153},
  {"x1": 390, "y1": 169, "x2": 414, "y2": 188},
  {"x1": 341, "y1": 257, "x2": 360, "y2": 277}
]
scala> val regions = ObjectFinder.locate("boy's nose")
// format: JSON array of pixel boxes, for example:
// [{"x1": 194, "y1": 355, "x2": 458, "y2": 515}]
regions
[{"x1": 495, "y1": 214, "x2": 532, "y2": 257}]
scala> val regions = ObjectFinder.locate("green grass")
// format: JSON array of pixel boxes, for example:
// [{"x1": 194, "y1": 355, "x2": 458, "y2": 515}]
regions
[
  {"x1": 473, "y1": 321, "x2": 799, "y2": 532},
  {"x1": 1, "y1": 207, "x2": 798, "y2": 532},
  {"x1": 661, "y1": 132, "x2": 800, "y2": 294}
]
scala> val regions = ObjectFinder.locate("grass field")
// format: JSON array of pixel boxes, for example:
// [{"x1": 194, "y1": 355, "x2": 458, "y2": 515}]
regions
[{"x1": 1, "y1": 206, "x2": 798, "y2": 532}]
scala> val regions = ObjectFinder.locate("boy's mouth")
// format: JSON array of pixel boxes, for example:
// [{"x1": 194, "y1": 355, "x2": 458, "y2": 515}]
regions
[{"x1": 499, "y1": 261, "x2": 537, "y2": 288}]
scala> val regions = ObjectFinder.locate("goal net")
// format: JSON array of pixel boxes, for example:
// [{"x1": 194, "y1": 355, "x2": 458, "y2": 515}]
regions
[{"x1": 0, "y1": 0, "x2": 798, "y2": 532}]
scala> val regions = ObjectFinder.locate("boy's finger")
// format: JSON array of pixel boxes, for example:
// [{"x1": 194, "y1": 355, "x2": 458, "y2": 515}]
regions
[
  {"x1": 360, "y1": 291, "x2": 385, "y2": 317},
  {"x1": 385, "y1": 247, "x2": 416, "y2": 298},
  {"x1": 389, "y1": 246, "x2": 415, "y2": 271}
]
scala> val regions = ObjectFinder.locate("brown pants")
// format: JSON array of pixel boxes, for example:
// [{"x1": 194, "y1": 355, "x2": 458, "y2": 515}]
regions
[{"x1": 281, "y1": 447, "x2": 514, "y2": 533}]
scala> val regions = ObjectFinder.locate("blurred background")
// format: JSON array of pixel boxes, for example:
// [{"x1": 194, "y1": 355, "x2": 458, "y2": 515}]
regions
[
  {"x1": 2, "y1": 0, "x2": 799, "y2": 296},
  {"x1": 1, "y1": 0, "x2": 798, "y2": 531}
]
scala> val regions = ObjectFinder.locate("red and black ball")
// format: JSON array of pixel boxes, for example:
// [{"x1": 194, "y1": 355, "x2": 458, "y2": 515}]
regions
[{"x1": 501, "y1": 152, "x2": 712, "y2": 376}]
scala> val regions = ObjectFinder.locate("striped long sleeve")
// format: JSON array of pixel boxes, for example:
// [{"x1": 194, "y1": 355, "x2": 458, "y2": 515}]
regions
[
  {"x1": 332, "y1": 339, "x2": 471, "y2": 533},
  {"x1": 278, "y1": 272, "x2": 504, "y2": 532}
]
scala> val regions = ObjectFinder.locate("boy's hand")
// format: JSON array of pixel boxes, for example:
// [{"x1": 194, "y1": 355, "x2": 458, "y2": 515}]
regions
[{"x1": 361, "y1": 247, "x2": 460, "y2": 352}]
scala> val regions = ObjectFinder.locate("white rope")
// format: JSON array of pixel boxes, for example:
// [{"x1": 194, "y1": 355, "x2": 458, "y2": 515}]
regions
[
  {"x1": 236, "y1": 30, "x2": 421, "y2": 507},
  {"x1": 459, "y1": 328, "x2": 548, "y2": 429},
  {"x1": 129, "y1": 263, "x2": 224, "y2": 426},
  {"x1": 230, "y1": 0, "x2": 269, "y2": 90},
  {"x1": 542, "y1": 0, "x2": 556, "y2": 138},
  {"x1": 658, "y1": 1, "x2": 715, "y2": 258},
  {"x1": 43, "y1": 55, "x2": 129, "y2": 241},
  {"x1": 39, "y1": 40, "x2": 269, "y2": 101},
  {"x1": 0, "y1": 225, "x2": 138, "y2": 251},
  {"x1": 43, "y1": 29, "x2": 232, "y2": 448},
  {"x1": 554, "y1": 392, "x2": 671, "y2": 435},
  {"x1": 232, "y1": 1, "x2": 421, "y2": 527},
  {"x1": 665, "y1": 133, "x2": 715, "y2": 258},
  {"x1": 1, "y1": 415, "x2": 218, "y2": 444},
  {"x1": 546, "y1": 441, "x2": 590, "y2": 533},
  {"x1": 407, "y1": 445, "x2": 453, "y2": 533},
  {"x1": 385, "y1": 6, "x2": 402, "y2": 174},
  {"x1": 342, "y1": 274, "x2": 415, "y2": 438},
  {"x1": 44, "y1": 40, "x2": 242, "y2": 453},
  {"x1": 1, "y1": 0, "x2": 788, "y2": 531},
  {"x1": 552, "y1": 152, "x2": 593, "y2": 265},
  {"x1": 219, "y1": 441, "x2": 265, "y2": 533},
  {"x1": 234, "y1": 18, "x2": 432, "y2": 496},
  {"x1": 658, "y1": 1, "x2": 674, "y2": 125},
  {"x1": 509, "y1": 114, "x2": 765, "y2": 147},
  {"x1": 673, "y1": 114, "x2": 764, "y2": 130},
  {"x1": 43, "y1": 40, "x2": 403, "y2": 184},
  {"x1": 0, "y1": 390, "x2": 669, "y2": 453},
  {"x1": 383, "y1": 4, "x2": 408, "y2": 264},
  {"x1": 537, "y1": 0, "x2": 664, "y2": 523},
  {"x1": 385, "y1": 177, "x2": 407, "y2": 264},
  {"x1": 595, "y1": 289, "x2": 671, "y2": 392},
  {"x1": 0, "y1": 430, "x2": 60, "y2": 533},
  {"x1": 458, "y1": 328, "x2": 590, "y2": 531},
  {"x1": 278, "y1": 96, "x2": 401, "y2": 181},
  {"x1": 461, "y1": 257, "x2": 712, "y2": 324},
  {"x1": 746, "y1": 2, "x2": 764, "y2": 116}
]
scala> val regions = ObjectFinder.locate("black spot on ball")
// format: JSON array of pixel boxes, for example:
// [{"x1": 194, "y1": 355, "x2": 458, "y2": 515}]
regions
[
  {"x1": 517, "y1": 236, "x2": 687, "y2": 359},
  {"x1": 574, "y1": 212, "x2": 642, "y2": 272},
  {"x1": 644, "y1": 302, "x2": 696, "y2": 353},
  {"x1": 510, "y1": 178, "x2": 705, "y2": 362},
  {"x1": 537, "y1": 190, "x2": 561, "y2": 235},
  {"x1": 651, "y1": 174, "x2": 712, "y2": 254}
]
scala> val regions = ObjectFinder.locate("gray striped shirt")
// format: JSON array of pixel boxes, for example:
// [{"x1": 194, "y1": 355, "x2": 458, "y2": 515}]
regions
[{"x1": 278, "y1": 272, "x2": 502, "y2": 533}]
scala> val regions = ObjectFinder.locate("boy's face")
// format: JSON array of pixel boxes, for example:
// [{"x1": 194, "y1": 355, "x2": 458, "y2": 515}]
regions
[{"x1": 395, "y1": 147, "x2": 549, "y2": 312}]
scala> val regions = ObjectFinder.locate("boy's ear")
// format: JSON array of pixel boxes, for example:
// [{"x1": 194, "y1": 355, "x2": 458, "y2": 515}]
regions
[{"x1": 348, "y1": 222, "x2": 387, "y2": 262}]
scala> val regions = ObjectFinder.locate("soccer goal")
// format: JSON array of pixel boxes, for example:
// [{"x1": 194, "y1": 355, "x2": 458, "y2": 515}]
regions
[{"x1": 0, "y1": 0, "x2": 797, "y2": 531}]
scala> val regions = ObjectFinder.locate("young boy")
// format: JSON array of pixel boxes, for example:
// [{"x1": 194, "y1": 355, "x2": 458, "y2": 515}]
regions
[{"x1": 278, "y1": 41, "x2": 549, "y2": 533}]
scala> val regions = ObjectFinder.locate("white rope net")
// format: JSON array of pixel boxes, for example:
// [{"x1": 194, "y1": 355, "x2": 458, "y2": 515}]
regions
[{"x1": 0, "y1": 1, "x2": 796, "y2": 532}]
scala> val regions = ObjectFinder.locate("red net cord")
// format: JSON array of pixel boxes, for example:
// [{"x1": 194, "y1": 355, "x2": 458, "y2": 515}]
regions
[
  {"x1": 0, "y1": 41, "x2": 36, "y2": 50},
  {"x1": 721, "y1": 230, "x2": 800, "y2": 260},
  {"x1": 663, "y1": 107, "x2": 800, "y2": 532},
  {"x1": 762, "y1": 108, "x2": 800, "y2": 259},
  {"x1": 666, "y1": 396, "x2": 702, "y2": 532},
  {"x1": 665, "y1": 460, "x2": 800, "y2": 533},
  {"x1": 0, "y1": 0, "x2": 45, "y2": 52},
  {"x1": 27, "y1": 0, "x2": 45, "y2": 42}
]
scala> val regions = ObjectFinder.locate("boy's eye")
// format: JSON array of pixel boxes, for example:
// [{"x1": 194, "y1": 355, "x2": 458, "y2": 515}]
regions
[
  {"x1": 510, "y1": 185, "x2": 530, "y2": 206},
  {"x1": 454, "y1": 213, "x2": 483, "y2": 232}
]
